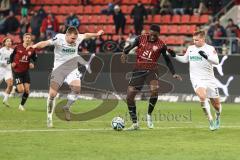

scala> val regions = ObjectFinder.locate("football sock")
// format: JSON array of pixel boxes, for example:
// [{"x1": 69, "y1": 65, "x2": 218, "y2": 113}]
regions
[
  {"x1": 47, "y1": 96, "x2": 55, "y2": 115},
  {"x1": 64, "y1": 93, "x2": 78, "y2": 109},
  {"x1": 201, "y1": 100, "x2": 213, "y2": 121},
  {"x1": 148, "y1": 96, "x2": 158, "y2": 115},
  {"x1": 3, "y1": 92, "x2": 9, "y2": 102},
  {"x1": 20, "y1": 92, "x2": 29, "y2": 106},
  {"x1": 215, "y1": 104, "x2": 222, "y2": 120}
]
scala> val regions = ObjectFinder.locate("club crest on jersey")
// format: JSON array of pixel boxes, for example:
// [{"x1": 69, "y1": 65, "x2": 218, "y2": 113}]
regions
[{"x1": 153, "y1": 45, "x2": 158, "y2": 51}]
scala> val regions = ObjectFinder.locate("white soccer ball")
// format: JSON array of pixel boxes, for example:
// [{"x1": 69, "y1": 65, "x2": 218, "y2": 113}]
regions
[{"x1": 111, "y1": 117, "x2": 125, "y2": 131}]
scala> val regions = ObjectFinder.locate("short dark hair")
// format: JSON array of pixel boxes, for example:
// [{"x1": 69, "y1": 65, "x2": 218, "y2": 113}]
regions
[
  {"x1": 23, "y1": 33, "x2": 32, "y2": 37},
  {"x1": 150, "y1": 24, "x2": 160, "y2": 33},
  {"x1": 193, "y1": 30, "x2": 205, "y2": 37},
  {"x1": 66, "y1": 26, "x2": 79, "y2": 35}
]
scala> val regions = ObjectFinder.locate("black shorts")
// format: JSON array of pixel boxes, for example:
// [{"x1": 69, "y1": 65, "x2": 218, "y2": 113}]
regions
[
  {"x1": 129, "y1": 69, "x2": 159, "y2": 90},
  {"x1": 13, "y1": 71, "x2": 31, "y2": 85}
]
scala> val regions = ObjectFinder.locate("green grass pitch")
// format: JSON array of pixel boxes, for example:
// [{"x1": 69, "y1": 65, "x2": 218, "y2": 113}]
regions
[{"x1": 0, "y1": 98, "x2": 240, "y2": 160}]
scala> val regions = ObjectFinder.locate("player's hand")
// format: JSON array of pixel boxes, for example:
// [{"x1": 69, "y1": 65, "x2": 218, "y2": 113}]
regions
[
  {"x1": 167, "y1": 49, "x2": 176, "y2": 57},
  {"x1": 120, "y1": 53, "x2": 127, "y2": 63},
  {"x1": 97, "y1": 30, "x2": 104, "y2": 36},
  {"x1": 198, "y1": 50, "x2": 208, "y2": 59},
  {"x1": 29, "y1": 63, "x2": 34, "y2": 69},
  {"x1": 11, "y1": 62, "x2": 16, "y2": 68},
  {"x1": 173, "y1": 74, "x2": 182, "y2": 81}
]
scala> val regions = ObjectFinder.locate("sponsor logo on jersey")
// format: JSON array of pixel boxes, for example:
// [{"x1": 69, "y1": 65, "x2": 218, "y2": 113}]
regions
[
  {"x1": 62, "y1": 48, "x2": 76, "y2": 54},
  {"x1": 190, "y1": 56, "x2": 202, "y2": 61}
]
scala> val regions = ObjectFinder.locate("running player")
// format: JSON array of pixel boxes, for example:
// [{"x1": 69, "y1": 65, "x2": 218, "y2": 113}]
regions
[
  {"x1": 121, "y1": 24, "x2": 182, "y2": 130},
  {"x1": 29, "y1": 26, "x2": 104, "y2": 127},
  {"x1": 10, "y1": 33, "x2": 37, "y2": 111},
  {"x1": 0, "y1": 37, "x2": 14, "y2": 107},
  {"x1": 168, "y1": 30, "x2": 221, "y2": 131}
]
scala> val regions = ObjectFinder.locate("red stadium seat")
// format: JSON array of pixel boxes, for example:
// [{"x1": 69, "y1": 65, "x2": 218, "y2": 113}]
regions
[
  {"x1": 105, "y1": 25, "x2": 114, "y2": 34},
  {"x1": 153, "y1": 15, "x2": 161, "y2": 23},
  {"x1": 181, "y1": 15, "x2": 190, "y2": 23},
  {"x1": 160, "y1": 25, "x2": 168, "y2": 34},
  {"x1": 58, "y1": 6, "x2": 68, "y2": 14},
  {"x1": 171, "y1": 15, "x2": 181, "y2": 24},
  {"x1": 161, "y1": 15, "x2": 171, "y2": 24},
  {"x1": 100, "y1": 15, "x2": 108, "y2": 24},
  {"x1": 126, "y1": 15, "x2": 133, "y2": 24},
  {"x1": 168, "y1": 25, "x2": 179, "y2": 34},
  {"x1": 88, "y1": 15, "x2": 98, "y2": 24},
  {"x1": 92, "y1": 5, "x2": 101, "y2": 14},
  {"x1": 108, "y1": 16, "x2": 114, "y2": 24},
  {"x1": 179, "y1": 25, "x2": 189, "y2": 34},
  {"x1": 121, "y1": 5, "x2": 130, "y2": 14},
  {"x1": 165, "y1": 36, "x2": 176, "y2": 45},
  {"x1": 145, "y1": 15, "x2": 153, "y2": 24},
  {"x1": 79, "y1": 16, "x2": 88, "y2": 24},
  {"x1": 200, "y1": 15, "x2": 209, "y2": 24},
  {"x1": 84, "y1": 5, "x2": 92, "y2": 14},
  {"x1": 141, "y1": 0, "x2": 150, "y2": 4},
  {"x1": 190, "y1": 15, "x2": 200, "y2": 24},
  {"x1": 50, "y1": 6, "x2": 59, "y2": 14},
  {"x1": 189, "y1": 25, "x2": 197, "y2": 34},
  {"x1": 75, "y1": 6, "x2": 84, "y2": 14},
  {"x1": 56, "y1": 15, "x2": 66, "y2": 23}
]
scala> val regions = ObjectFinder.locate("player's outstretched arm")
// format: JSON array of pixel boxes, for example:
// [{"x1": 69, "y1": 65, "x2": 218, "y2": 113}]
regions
[
  {"x1": 84, "y1": 30, "x2": 104, "y2": 39},
  {"x1": 162, "y1": 48, "x2": 182, "y2": 81},
  {"x1": 167, "y1": 48, "x2": 189, "y2": 63},
  {"x1": 27, "y1": 40, "x2": 51, "y2": 50}
]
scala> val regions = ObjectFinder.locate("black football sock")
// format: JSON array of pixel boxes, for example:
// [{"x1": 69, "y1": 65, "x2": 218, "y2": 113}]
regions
[
  {"x1": 148, "y1": 96, "x2": 158, "y2": 115},
  {"x1": 21, "y1": 92, "x2": 29, "y2": 106}
]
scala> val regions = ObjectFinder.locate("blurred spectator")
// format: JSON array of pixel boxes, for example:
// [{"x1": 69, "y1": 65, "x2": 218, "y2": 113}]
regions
[
  {"x1": 131, "y1": 1, "x2": 148, "y2": 35},
  {"x1": 226, "y1": 18, "x2": 240, "y2": 53},
  {"x1": 171, "y1": 0, "x2": 184, "y2": 15},
  {"x1": 81, "y1": 0, "x2": 91, "y2": 5},
  {"x1": 19, "y1": 0, "x2": 30, "y2": 17},
  {"x1": 20, "y1": 16, "x2": 29, "y2": 38},
  {"x1": 101, "y1": 3, "x2": 115, "y2": 15},
  {"x1": 183, "y1": 0, "x2": 194, "y2": 15},
  {"x1": 65, "y1": 13, "x2": 80, "y2": 28},
  {"x1": 208, "y1": 20, "x2": 227, "y2": 53},
  {"x1": 2, "y1": 11, "x2": 20, "y2": 34},
  {"x1": 30, "y1": 10, "x2": 42, "y2": 40},
  {"x1": 59, "y1": 24, "x2": 66, "y2": 33},
  {"x1": 0, "y1": 13, "x2": 6, "y2": 33},
  {"x1": 149, "y1": 0, "x2": 160, "y2": 15},
  {"x1": 113, "y1": 5, "x2": 126, "y2": 35},
  {"x1": 198, "y1": 0, "x2": 208, "y2": 15},
  {"x1": 38, "y1": 6, "x2": 47, "y2": 20},
  {"x1": 0, "y1": 0, "x2": 10, "y2": 15},
  {"x1": 160, "y1": 0, "x2": 172, "y2": 15},
  {"x1": 40, "y1": 13, "x2": 59, "y2": 39},
  {"x1": 10, "y1": 0, "x2": 19, "y2": 14}
]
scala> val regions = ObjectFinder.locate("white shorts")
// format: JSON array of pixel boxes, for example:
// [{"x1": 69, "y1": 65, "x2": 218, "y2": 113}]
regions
[
  {"x1": 0, "y1": 68, "x2": 13, "y2": 82},
  {"x1": 64, "y1": 69, "x2": 82, "y2": 85},
  {"x1": 191, "y1": 79, "x2": 219, "y2": 98}
]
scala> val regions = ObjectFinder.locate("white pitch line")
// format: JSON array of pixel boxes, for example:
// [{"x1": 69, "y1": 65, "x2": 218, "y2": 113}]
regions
[{"x1": 0, "y1": 126, "x2": 240, "y2": 133}]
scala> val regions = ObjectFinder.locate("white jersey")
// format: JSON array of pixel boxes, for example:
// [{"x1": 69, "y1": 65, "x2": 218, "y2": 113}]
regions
[
  {"x1": 48, "y1": 33, "x2": 86, "y2": 70},
  {"x1": 0, "y1": 46, "x2": 13, "y2": 70},
  {"x1": 175, "y1": 43, "x2": 219, "y2": 81}
]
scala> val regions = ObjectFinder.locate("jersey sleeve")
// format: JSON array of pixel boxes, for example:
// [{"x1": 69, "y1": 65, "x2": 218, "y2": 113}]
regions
[
  {"x1": 174, "y1": 47, "x2": 190, "y2": 63},
  {"x1": 48, "y1": 34, "x2": 60, "y2": 46},
  {"x1": 0, "y1": 48, "x2": 5, "y2": 64},
  {"x1": 207, "y1": 46, "x2": 219, "y2": 65}
]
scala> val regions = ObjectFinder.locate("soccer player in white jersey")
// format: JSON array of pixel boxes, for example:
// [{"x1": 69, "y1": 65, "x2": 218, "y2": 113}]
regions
[
  {"x1": 168, "y1": 31, "x2": 222, "y2": 131},
  {"x1": 29, "y1": 26, "x2": 104, "y2": 127},
  {"x1": 0, "y1": 38, "x2": 14, "y2": 107}
]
